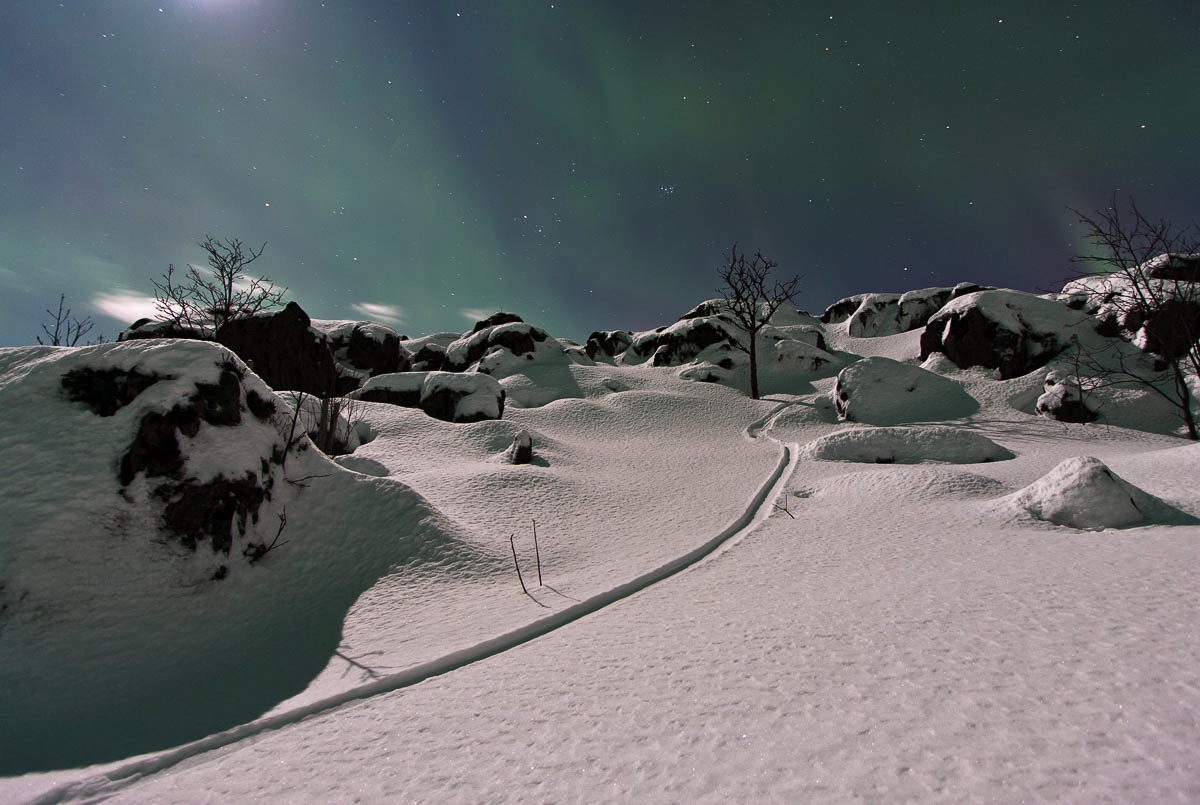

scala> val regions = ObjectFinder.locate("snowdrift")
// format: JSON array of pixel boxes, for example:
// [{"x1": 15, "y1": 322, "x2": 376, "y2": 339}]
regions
[
  {"x1": 797, "y1": 426, "x2": 1014, "y2": 464},
  {"x1": 1002, "y1": 456, "x2": 1199, "y2": 530},
  {"x1": 0, "y1": 341, "x2": 482, "y2": 773}
]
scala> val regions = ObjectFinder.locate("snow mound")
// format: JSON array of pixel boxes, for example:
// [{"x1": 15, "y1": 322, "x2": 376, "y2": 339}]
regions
[
  {"x1": 0, "y1": 341, "x2": 482, "y2": 773},
  {"x1": 797, "y1": 426, "x2": 1014, "y2": 464},
  {"x1": 1004, "y1": 456, "x2": 1198, "y2": 530},
  {"x1": 833, "y1": 356, "x2": 978, "y2": 425}
]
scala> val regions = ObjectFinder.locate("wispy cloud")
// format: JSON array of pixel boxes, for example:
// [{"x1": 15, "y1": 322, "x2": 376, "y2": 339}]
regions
[
  {"x1": 459, "y1": 307, "x2": 498, "y2": 324},
  {"x1": 91, "y1": 291, "x2": 159, "y2": 324},
  {"x1": 351, "y1": 302, "x2": 405, "y2": 327}
]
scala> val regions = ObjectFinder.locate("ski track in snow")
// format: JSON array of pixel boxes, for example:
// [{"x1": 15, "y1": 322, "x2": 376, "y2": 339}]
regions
[{"x1": 26, "y1": 425, "x2": 801, "y2": 804}]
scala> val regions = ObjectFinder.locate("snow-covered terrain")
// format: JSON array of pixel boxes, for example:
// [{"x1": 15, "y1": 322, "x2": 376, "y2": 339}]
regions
[{"x1": 1, "y1": 286, "x2": 1198, "y2": 803}]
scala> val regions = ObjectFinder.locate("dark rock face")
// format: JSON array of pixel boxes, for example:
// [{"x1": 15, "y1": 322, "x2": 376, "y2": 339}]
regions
[
  {"x1": 355, "y1": 386, "x2": 422, "y2": 409},
  {"x1": 61, "y1": 367, "x2": 165, "y2": 416},
  {"x1": 421, "y1": 385, "x2": 505, "y2": 423},
  {"x1": 1140, "y1": 298, "x2": 1200, "y2": 361},
  {"x1": 585, "y1": 330, "x2": 633, "y2": 360},
  {"x1": 354, "y1": 372, "x2": 505, "y2": 423},
  {"x1": 117, "y1": 367, "x2": 247, "y2": 485},
  {"x1": 649, "y1": 318, "x2": 739, "y2": 367},
  {"x1": 158, "y1": 473, "x2": 267, "y2": 554},
  {"x1": 119, "y1": 320, "x2": 205, "y2": 341},
  {"x1": 412, "y1": 343, "x2": 447, "y2": 372},
  {"x1": 342, "y1": 326, "x2": 407, "y2": 377},
  {"x1": 821, "y1": 295, "x2": 868, "y2": 324},
  {"x1": 216, "y1": 302, "x2": 339, "y2": 395},
  {"x1": 506, "y1": 430, "x2": 534, "y2": 464},
  {"x1": 1147, "y1": 254, "x2": 1200, "y2": 282},
  {"x1": 471, "y1": 311, "x2": 524, "y2": 333},
  {"x1": 920, "y1": 294, "x2": 1076, "y2": 379},
  {"x1": 445, "y1": 322, "x2": 550, "y2": 372}
]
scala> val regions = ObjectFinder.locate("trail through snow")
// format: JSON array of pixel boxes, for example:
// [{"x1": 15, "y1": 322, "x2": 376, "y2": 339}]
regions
[{"x1": 30, "y1": 424, "x2": 800, "y2": 804}]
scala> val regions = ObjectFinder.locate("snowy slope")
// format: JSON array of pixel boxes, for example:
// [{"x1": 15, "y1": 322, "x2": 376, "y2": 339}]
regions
[{"x1": 2, "y1": 294, "x2": 1199, "y2": 803}]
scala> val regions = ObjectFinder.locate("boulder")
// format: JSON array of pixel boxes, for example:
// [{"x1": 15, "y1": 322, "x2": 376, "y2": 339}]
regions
[
  {"x1": 585, "y1": 330, "x2": 633, "y2": 360},
  {"x1": 445, "y1": 321, "x2": 550, "y2": 372},
  {"x1": 919, "y1": 290, "x2": 1087, "y2": 379},
  {"x1": 1035, "y1": 371, "x2": 1096, "y2": 423},
  {"x1": 833, "y1": 356, "x2": 978, "y2": 425},
  {"x1": 505, "y1": 429, "x2": 534, "y2": 464},
  {"x1": 216, "y1": 302, "x2": 339, "y2": 395},
  {"x1": 353, "y1": 371, "x2": 505, "y2": 423},
  {"x1": 826, "y1": 285, "x2": 987, "y2": 337}
]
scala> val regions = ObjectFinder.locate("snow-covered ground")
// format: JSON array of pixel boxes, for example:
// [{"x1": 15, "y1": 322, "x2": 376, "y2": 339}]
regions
[{"x1": 2, "y1": 308, "x2": 1198, "y2": 803}]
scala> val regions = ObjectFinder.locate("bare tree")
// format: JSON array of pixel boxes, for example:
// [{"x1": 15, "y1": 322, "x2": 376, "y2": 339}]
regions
[
  {"x1": 717, "y1": 243, "x2": 802, "y2": 399},
  {"x1": 1068, "y1": 196, "x2": 1200, "y2": 439},
  {"x1": 37, "y1": 294, "x2": 96, "y2": 346},
  {"x1": 152, "y1": 236, "x2": 285, "y2": 333}
]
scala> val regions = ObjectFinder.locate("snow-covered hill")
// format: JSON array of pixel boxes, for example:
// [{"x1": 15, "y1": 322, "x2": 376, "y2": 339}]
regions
[{"x1": 2, "y1": 279, "x2": 1198, "y2": 802}]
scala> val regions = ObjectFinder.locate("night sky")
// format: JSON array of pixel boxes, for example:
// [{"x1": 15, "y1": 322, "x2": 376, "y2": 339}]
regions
[{"x1": 2, "y1": 1, "x2": 1198, "y2": 346}]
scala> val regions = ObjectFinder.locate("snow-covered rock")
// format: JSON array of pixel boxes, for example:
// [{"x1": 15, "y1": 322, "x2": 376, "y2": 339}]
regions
[
  {"x1": 1004, "y1": 456, "x2": 1197, "y2": 529},
  {"x1": 919, "y1": 290, "x2": 1089, "y2": 378},
  {"x1": 310, "y1": 319, "x2": 410, "y2": 389},
  {"x1": 797, "y1": 426, "x2": 1014, "y2": 464},
  {"x1": 353, "y1": 370, "x2": 505, "y2": 423},
  {"x1": 823, "y1": 284, "x2": 987, "y2": 337},
  {"x1": 1035, "y1": 371, "x2": 1096, "y2": 423},
  {"x1": 0, "y1": 340, "x2": 471, "y2": 773},
  {"x1": 832, "y1": 356, "x2": 978, "y2": 425},
  {"x1": 1060, "y1": 262, "x2": 1200, "y2": 361}
]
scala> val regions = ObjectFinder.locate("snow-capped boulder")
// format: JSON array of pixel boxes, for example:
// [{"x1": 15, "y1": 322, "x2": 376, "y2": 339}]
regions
[
  {"x1": 353, "y1": 370, "x2": 505, "y2": 423},
  {"x1": 919, "y1": 290, "x2": 1088, "y2": 379},
  {"x1": 1035, "y1": 371, "x2": 1096, "y2": 423},
  {"x1": 827, "y1": 284, "x2": 989, "y2": 337},
  {"x1": 1061, "y1": 264, "x2": 1200, "y2": 361},
  {"x1": 585, "y1": 329, "x2": 633, "y2": 360},
  {"x1": 1005, "y1": 456, "x2": 1196, "y2": 529},
  {"x1": 445, "y1": 320, "x2": 553, "y2": 372},
  {"x1": 311, "y1": 319, "x2": 410, "y2": 382},
  {"x1": 832, "y1": 356, "x2": 978, "y2": 425},
  {"x1": 845, "y1": 293, "x2": 902, "y2": 337},
  {"x1": 0, "y1": 340, "x2": 465, "y2": 772},
  {"x1": 797, "y1": 426, "x2": 1013, "y2": 464},
  {"x1": 821, "y1": 294, "x2": 870, "y2": 324},
  {"x1": 119, "y1": 317, "x2": 206, "y2": 341},
  {"x1": 216, "y1": 301, "x2": 340, "y2": 395}
]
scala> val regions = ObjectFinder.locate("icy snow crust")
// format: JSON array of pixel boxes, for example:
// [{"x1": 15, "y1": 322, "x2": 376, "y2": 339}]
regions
[{"x1": 3, "y1": 297, "x2": 1200, "y2": 802}]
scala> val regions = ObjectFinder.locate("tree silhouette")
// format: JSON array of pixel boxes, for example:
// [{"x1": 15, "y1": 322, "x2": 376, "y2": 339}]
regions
[{"x1": 717, "y1": 243, "x2": 802, "y2": 399}]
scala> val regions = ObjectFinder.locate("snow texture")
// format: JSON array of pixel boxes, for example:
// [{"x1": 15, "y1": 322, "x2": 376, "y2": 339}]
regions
[{"x1": 3, "y1": 281, "x2": 1200, "y2": 804}]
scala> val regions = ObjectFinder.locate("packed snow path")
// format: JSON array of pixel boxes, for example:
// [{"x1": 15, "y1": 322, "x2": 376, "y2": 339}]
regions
[{"x1": 29, "y1": 434, "x2": 800, "y2": 804}]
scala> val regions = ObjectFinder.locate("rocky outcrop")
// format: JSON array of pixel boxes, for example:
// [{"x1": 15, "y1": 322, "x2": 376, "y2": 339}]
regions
[
  {"x1": 445, "y1": 322, "x2": 550, "y2": 372},
  {"x1": 919, "y1": 291, "x2": 1085, "y2": 379},
  {"x1": 585, "y1": 330, "x2": 633, "y2": 360},
  {"x1": 216, "y1": 302, "x2": 339, "y2": 395},
  {"x1": 826, "y1": 284, "x2": 988, "y2": 337},
  {"x1": 353, "y1": 371, "x2": 505, "y2": 423}
]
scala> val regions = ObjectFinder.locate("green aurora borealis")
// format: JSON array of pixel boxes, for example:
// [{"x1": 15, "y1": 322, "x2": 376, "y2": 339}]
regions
[{"x1": 1, "y1": 1, "x2": 1197, "y2": 344}]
